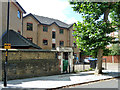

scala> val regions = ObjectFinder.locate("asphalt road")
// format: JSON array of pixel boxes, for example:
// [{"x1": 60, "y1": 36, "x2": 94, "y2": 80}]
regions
[{"x1": 69, "y1": 78, "x2": 119, "y2": 89}]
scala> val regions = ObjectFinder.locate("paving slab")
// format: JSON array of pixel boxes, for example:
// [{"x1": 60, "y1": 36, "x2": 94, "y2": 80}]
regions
[{"x1": 0, "y1": 70, "x2": 120, "y2": 89}]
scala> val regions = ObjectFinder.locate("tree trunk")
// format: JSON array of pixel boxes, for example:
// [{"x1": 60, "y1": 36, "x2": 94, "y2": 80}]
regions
[
  {"x1": 104, "y1": 3, "x2": 110, "y2": 22},
  {"x1": 95, "y1": 49, "x2": 103, "y2": 74},
  {"x1": 95, "y1": 3, "x2": 111, "y2": 75}
]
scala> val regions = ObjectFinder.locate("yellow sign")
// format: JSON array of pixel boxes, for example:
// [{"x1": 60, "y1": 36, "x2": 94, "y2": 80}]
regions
[{"x1": 4, "y1": 43, "x2": 11, "y2": 49}]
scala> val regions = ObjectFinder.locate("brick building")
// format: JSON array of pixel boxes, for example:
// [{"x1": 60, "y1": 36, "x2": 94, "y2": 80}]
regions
[
  {"x1": 23, "y1": 13, "x2": 80, "y2": 60},
  {"x1": 1, "y1": 0, "x2": 26, "y2": 35},
  {"x1": 1, "y1": 1, "x2": 41, "y2": 49},
  {"x1": 1, "y1": 0, "x2": 80, "y2": 60}
]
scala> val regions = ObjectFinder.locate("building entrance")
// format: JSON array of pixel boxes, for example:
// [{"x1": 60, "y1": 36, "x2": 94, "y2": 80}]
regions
[{"x1": 63, "y1": 52, "x2": 68, "y2": 73}]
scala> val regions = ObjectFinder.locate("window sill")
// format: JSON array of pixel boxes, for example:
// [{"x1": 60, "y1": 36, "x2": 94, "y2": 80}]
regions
[{"x1": 26, "y1": 30, "x2": 33, "y2": 31}]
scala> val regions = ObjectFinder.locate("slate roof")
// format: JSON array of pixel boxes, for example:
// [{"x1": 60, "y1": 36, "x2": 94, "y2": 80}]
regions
[
  {"x1": 0, "y1": 30, "x2": 41, "y2": 49},
  {"x1": 24, "y1": 13, "x2": 74, "y2": 29}
]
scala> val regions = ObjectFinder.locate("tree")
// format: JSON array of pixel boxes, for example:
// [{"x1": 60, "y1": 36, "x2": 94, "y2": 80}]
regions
[
  {"x1": 109, "y1": 43, "x2": 120, "y2": 55},
  {"x1": 70, "y1": 1, "x2": 120, "y2": 74},
  {"x1": 110, "y1": 2, "x2": 120, "y2": 56}
]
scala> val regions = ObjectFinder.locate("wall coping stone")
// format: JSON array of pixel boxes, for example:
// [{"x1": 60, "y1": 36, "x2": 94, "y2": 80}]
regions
[{"x1": 0, "y1": 48, "x2": 57, "y2": 52}]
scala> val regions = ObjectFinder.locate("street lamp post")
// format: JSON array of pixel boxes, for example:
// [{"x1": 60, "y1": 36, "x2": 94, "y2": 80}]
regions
[{"x1": 4, "y1": 0, "x2": 10, "y2": 87}]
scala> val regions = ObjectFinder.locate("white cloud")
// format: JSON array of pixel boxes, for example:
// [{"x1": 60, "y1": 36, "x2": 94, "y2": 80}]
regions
[
  {"x1": 66, "y1": 17, "x2": 77, "y2": 24},
  {"x1": 18, "y1": 0, "x2": 72, "y2": 23}
]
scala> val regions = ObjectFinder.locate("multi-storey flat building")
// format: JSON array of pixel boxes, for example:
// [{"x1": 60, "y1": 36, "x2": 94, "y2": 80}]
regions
[
  {"x1": 23, "y1": 13, "x2": 80, "y2": 59},
  {"x1": 1, "y1": 0, "x2": 26, "y2": 35},
  {"x1": 1, "y1": 1, "x2": 40, "y2": 49}
]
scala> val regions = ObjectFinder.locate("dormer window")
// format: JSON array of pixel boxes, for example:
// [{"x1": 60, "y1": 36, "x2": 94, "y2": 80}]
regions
[{"x1": 17, "y1": 10, "x2": 21, "y2": 19}]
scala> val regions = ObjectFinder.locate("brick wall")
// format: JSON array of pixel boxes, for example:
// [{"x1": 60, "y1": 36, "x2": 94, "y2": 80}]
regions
[
  {"x1": 2, "y1": 50, "x2": 56, "y2": 60},
  {"x1": 103, "y1": 55, "x2": 120, "y2": 63},
  {"x1": 2, "y1": 49, "x2": 61, "y2": 80},
  {"x1": 81, "y1": 55, "x2": 120, "y2": 63}
]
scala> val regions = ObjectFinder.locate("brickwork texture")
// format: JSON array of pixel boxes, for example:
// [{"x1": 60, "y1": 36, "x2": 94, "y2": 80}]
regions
[{"x1": 2, "y1": 50, "x2": 61, "y2": 80}]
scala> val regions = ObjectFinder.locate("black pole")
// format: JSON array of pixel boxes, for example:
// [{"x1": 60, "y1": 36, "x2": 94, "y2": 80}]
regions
[
  {"x1": 4, "y1": 0, "x2": 10, "y2": 87},
  {"x1": 4, "y1": 49, "x2": 8, "y2": 87},
  {"x1": 69, "y1": 65, "x2": 70, "y2": 73},
  {"x1": 105, "y1": 58, "x2": 107, "y2": 70},
  {"x1": 83, "y1": 60, "x2": 85, "y2": 70},
  {"x1": 7, "y1": 0, "x2": 10, "y2": 43}
]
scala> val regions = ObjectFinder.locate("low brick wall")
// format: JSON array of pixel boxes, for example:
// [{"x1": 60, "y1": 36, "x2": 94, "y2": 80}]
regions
[
  {"x1": 81, "y1": 55, "x2": 120, "y2": 63},
  {"x1": 74, "y1": 64, "x2": 90, "y2": 71},
  {"x1": 1, "y1": 49, "x2": 61, "y2": 80},
  {"x1": 103, "y1": 55, "x2": 120, "y2": 63}
]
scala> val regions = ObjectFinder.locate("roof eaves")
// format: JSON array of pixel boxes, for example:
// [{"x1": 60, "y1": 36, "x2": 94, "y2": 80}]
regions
[
  {"x1": 15, "y1": 1, "x2": 26, "y2": 14},
  {"x1": 49, "y1": 22, "x2": 68, "y2": 29},
  {"x1": 24, "y1": 13, "x2": 71, "y2": 29},
  {"x1": 12, "y1": 30, "x2": 41, "y2": 49},
  {"x1": 30, "y1": 14, "x2": 71, "y2": 29},
  {"x1": 24, "y1": 13, "x2": 41, "y2": 24},
  {"x1": 12, "y1": 30, "x2": 30, "y2": 45},
  {"x1": 68, "y1": 23, "x2": 76, "y2": 29}
]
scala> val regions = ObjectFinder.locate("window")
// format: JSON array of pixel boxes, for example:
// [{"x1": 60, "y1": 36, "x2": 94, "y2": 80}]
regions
[
  {"x1": 59, "y1": 29, "x2": 64, "y2": 34},
  {"x1": 72, "y1": 30, "x2": 76, "y2": 36},
  {"x1": 60, "y1": 41, "x2": 64, "y2": 47},
  {"x1": 43, "y1": 26, "x2": 48, "y2": 32},
  {"x1": 27, "y1": 23, "x2": 33, "y2": 31},
  {"x1": 18, "y1": 30, "x2": 21, "y2": 34},
  {"x1": 52, "y1": 32, "x2": 55, "y2": 39},
  {"x1": 43, "y1": 40, "x2": 48, "y2": 45},
  {"x1": 27, "y1": 37, "x2": 33, "y2": 42},
  {"x1": 73, "y1": 43, "x2": 77, "y2": 48},
  {"x1": 17, "y1": 10, "x2": 21, "y2": 19},
  {"x1": 52, "y1": 44, "x2": 56, "y2": 49}
]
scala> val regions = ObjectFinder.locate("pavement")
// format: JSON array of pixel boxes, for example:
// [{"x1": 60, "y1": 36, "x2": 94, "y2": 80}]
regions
[
  {"x1": 0, "y1": 70, "x2": 120, "y2": 89},
  {"x1": 70, "y1": 78, "x2": 119, "y2": 88},
  {"x1": 0, "y1": 63, "x2": 120, "y2": 89}
]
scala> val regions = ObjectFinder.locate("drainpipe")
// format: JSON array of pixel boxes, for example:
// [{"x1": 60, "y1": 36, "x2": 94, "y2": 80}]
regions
[
  {"x1": 21, "y1": 13, "x2": 23, "y2": 35},
  {"x1": 37, "y1": 24, "x2": 39, "y2": 45},
  {"x1": 69, "y1": 28, "x2": 71, "y2": 47}
]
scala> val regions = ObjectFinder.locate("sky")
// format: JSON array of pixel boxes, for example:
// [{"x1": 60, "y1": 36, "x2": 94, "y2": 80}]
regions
[{"x1": 17, "y1": 0, "x2": 83, "y2": 24}]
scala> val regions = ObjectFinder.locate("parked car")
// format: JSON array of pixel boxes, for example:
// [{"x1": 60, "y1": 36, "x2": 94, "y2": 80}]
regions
[{"x1": 84, "y1": 57, "x2": 97, "y2": 64}]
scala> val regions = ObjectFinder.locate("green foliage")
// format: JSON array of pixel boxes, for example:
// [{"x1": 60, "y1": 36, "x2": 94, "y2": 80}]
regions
[
  {"x1": 84, "y1": 69, "x2": 88, "y2": 72},
  {"x1": 110, "y1": 2, "x2": 120, "y2": 27},
  {"x1": 109, "y1": 44, "x2": 120, "y2": 55},
  {"x1": 73, "y1": 20, "x2": 115, "y2": 57},
  {"x1": 74, "y1": 70, "x2": 79, "y2": 73},
  {"x1": 89, "y1": 68, "x2": 93, "y2": 71},
  {"x1": 70, "y1": 1, "x2": 119, "y2": 57}
]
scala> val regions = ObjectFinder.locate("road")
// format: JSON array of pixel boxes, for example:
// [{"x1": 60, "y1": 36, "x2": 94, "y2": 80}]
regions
[{"x1": 69, "y1": 78, "x2": 119, "y2": 88}]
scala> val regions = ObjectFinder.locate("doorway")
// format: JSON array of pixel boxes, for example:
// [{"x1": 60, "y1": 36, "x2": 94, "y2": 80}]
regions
[
  {"x1": 63, "y1": 52, "x2": 68, "y2": 60},
  {"x1": 63, "y1": 52, "x2": 68, "y2": 73}
]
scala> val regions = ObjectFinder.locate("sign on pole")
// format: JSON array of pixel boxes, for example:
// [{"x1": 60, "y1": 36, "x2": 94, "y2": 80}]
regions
[{"x1": 4, "y1": 43, "x2": 11, "y2": 49}]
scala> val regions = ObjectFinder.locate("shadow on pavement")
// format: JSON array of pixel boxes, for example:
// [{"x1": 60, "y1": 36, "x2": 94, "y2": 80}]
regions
[
  {"x1": 2, "y1": 70, "x2": 120, "y2": 86},
  {"x1": 5, "y1": 73, "x2": 95, "y2": 85}
]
